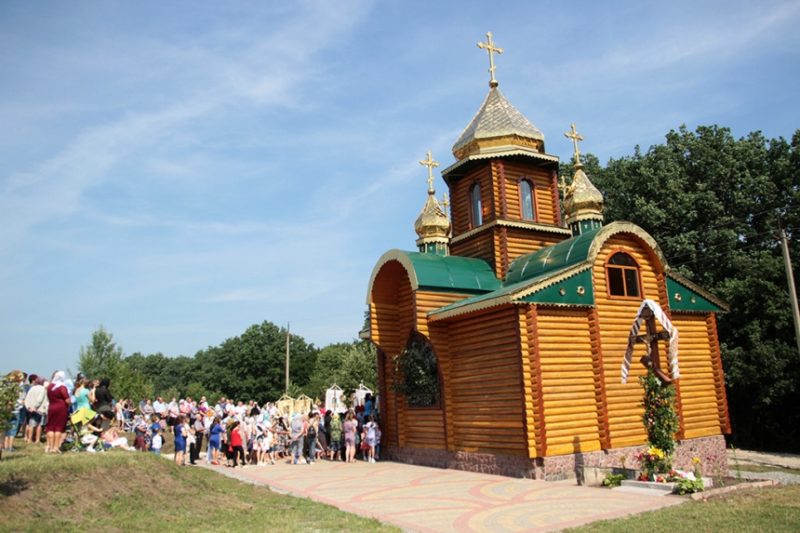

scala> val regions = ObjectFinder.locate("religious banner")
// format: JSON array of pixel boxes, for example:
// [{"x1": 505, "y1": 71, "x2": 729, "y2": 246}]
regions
[{"x1": 621, "y1": 299, "x2": 680, "y2": 384}]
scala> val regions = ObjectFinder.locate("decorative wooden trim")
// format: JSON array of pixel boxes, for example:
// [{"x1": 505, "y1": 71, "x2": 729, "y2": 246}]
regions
[
  {"x1": 517, "y1": 307, "x2": 539, "y2": 458},
  {"x1": 550, "y1": 169, "x2": 562, "y2": 227},
  {"x1": 525, "y1": 305, "x2": 547, "y2": 456},
  {"x1": 489, "y1": 160, "x2": 499, "y2": 220},
  {"x1": 496, "y1": 159, "x2": 508, "y2": 218},
  {"x1": 588, "y1": 307, "x2": 611, "y2": 449},
  {"x1": 499, "y1": 225, "x2": 509, "y2": 279},
  {"x1": 706, "y1": 313, "x2": 732, "y2": 434}
]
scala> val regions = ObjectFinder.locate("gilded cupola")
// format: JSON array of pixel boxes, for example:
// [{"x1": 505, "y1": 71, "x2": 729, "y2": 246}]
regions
[
  {"x1": 451, "y1": 32, "x2": 546, "y2": 161},
  {"x1": 562, "y1": 124, "x2": 604, "y2": 236},
  {"x1": 414, "y1": 151, "x2": 451, "y2": 255}
]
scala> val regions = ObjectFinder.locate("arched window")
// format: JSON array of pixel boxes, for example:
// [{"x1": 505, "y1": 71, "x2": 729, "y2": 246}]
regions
[
  {"x1": 606, "y1": 252, "x2": 641, "y2": 298},
  {"x1": 469, "y1": 183, "x2": 482, "y2": 227},
  {"x1": 519, "y1": 179, "x2": 535, "y2": 220},
  {"x1": 395, "y1": 331, "x2": 440, "y2": 407}
]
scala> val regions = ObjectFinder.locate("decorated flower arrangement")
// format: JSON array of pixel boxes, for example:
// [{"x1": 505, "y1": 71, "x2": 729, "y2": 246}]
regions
[{"x1": 636, "y1": 446, "x2": 672, "y2": 480}]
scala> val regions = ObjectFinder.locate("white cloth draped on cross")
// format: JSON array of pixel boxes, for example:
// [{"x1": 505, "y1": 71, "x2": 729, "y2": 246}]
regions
[{"x1": 620, "y1": 299, "x2": 680, "y2": 384}]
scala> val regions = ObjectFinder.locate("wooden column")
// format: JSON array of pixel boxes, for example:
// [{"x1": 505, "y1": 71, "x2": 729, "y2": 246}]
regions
[
  {"x1": 550, "y1": 169, "x2": 562, "y2": 227},
  {"x1": 588, "y1": 308, "x2": 611, "y2": 449},
  {"x1": 518, "y1": 307, "x2": 539, "y2": 457},
  {"x1": 525, "y1": 305, "x2": 547, "y2": 456},
  {"x1": 706, "y1": 313, "x2": 732, "y2": 434}
]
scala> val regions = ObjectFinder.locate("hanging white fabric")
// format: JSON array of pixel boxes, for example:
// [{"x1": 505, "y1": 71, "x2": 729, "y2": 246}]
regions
[
  {"x1": 354, "y1": 383, "x2": 373, "y2": 407},
  {"x1": 621, "y1": 299, "x2": 680, "y2": 384},
  {"x1": 325, "y1": 384, "x2": 344, "y2": 412}
]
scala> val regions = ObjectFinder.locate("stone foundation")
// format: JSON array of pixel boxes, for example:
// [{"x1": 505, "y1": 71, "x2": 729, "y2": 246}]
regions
[{"x1": 384, "y1": 434, "x2": 728, "y2": 482}]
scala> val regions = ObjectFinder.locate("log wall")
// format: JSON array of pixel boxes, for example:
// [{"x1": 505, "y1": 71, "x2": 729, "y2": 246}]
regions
[
  {"x1": 369, "y1": 260, "x2": 415, "y2": 448},
  {"x1": 450, "y1": 165, "x2": 493, "y2": 236},
  {"x1": 534, "y1": 307, "x2": 602, "y2": 455},
  {"x1": 671, "y1": 313, "x2": 726, "y2": 439},
  {"x1": 497, "y1": 161, "x2": 557, "y2": 224},
  {"x1": 450, "y1": 231, "x2": 495, "y2": 266},
  {"x1": 592, "y1": 235, "x2": 665, "y2": 448},
  {"x1": 447, "y1": 308, "x2": 527, "y2": 456}
]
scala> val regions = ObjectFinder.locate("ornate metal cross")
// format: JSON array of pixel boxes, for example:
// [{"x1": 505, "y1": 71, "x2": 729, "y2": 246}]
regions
[
  {"x1": 477, "y1": 32, "x2": 503, "y2": 87},
  {"x1": 419, "y1": 151, "x2": 439, "y2": 193},
  {"x1": 635, "y1": 307, "x2": 673, "y2": 384},
  {"x1": 564, "y1": 123, "x2": 584, "y2": 166},
  {"x1": 441, "y1": 192, "x2": 450, "y2": 217}
]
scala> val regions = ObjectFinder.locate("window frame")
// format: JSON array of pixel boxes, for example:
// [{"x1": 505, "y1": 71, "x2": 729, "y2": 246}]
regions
[
  {"x1": 469, "y1": 182, "x2": 483, "y2": 228},
  {"x1": 518, "y1": 178, "x2": 537, "y2": 221},
  {"x1": 604, "y1": 250, "x2": 643, "y2": 300}
]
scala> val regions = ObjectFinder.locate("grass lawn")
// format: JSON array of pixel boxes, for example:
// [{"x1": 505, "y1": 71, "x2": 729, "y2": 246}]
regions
[
  {"x1": 568, "y1": 484, "x2": 800, "y2": 532},
  {"x1": 0, "y1": 442, "x2": 399, "y2": 532}
]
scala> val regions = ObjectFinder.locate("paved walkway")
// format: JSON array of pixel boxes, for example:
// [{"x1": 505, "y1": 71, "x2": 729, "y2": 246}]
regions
[{"x1": 205, "y1": 460, "x2": 684, "y2": 532}]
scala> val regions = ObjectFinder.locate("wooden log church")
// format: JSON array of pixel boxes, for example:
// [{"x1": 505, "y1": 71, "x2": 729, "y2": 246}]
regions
[{"x1": 365, "y1": 33, "x2": 730, "y2": 479}]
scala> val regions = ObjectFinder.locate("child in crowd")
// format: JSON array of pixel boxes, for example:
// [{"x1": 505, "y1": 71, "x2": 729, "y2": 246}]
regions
[
  {"x1": 151, "y1": 428, "x2": 163, "y2": 455},
  {"x1": 365, "y1": 416, "x2": 378, "y2": 463}
]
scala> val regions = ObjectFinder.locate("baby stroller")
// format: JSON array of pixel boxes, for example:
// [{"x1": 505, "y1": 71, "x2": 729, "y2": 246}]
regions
[{"x1": 64, "y1": 407, "x2": 103, "y2": 453}]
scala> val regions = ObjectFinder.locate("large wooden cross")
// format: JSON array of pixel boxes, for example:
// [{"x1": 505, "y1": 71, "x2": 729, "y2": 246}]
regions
[
  {"x1": 477, "y1": 32, "x2": 503, "y2": 87},
  {"x1": 419, "y1": 151, "x2": 439, "y2": 193},
  {"x1": 635, "y1": 307, "x2": 673, "y2": 384},
  {"x1": 564, "y1": 123, "x2": 584, "y2": 166}
]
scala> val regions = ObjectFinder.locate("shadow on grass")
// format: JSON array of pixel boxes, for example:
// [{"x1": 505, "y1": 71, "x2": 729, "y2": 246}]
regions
[{"x1": 0, "y1": 475, "x2": 29, "y2": 496}]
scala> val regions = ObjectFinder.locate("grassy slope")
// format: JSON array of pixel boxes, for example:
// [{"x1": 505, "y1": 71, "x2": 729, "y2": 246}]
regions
[
  {"x1": 0, "y1": 443, "x2": 398, "y2": 533},
  {"x1": 569, "y1": 485, "x2": 800, "y2": 533}
]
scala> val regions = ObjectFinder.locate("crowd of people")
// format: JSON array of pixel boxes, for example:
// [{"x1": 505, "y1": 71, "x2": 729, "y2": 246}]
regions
[{"x1": 3, "y1": 369, "x2": 382, "y2": 469}]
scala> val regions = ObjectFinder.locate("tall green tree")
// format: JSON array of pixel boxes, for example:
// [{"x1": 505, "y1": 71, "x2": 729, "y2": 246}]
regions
[
  {"x1": 194, "y1": 321, "x2": 318, "y2": 403},
  {"x1": 563, "y1": 126, "x2": 800, "y2": 452},
  {"x1": 78, "y1": 326, "x2": 124, "y2": 380},
  {"x1": 77, "y1": 327, "x2": 154, "y2": 402},
  {"x1": 305, "y1": 340, "x2": 377, "y2": 399}
]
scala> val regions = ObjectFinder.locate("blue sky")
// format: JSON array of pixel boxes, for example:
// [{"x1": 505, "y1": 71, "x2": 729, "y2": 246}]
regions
[{"x1": 2, "y1": 0, "x2": 799, "y2": 376}]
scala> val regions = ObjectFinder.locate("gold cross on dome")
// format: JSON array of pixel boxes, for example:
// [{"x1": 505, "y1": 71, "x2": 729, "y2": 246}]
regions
[
  {"x1": 477, "y1": 32, "x2": 503, "y2": 87},
  {"x1": 419, "y1": 151, "x2": 440, "y2": 193},
  {"x1": 564, "y1": 123, "x2": 584, "y2": 166},
  {"x1": 441, "y1": 192, "x2": 450, "y2": 216}
]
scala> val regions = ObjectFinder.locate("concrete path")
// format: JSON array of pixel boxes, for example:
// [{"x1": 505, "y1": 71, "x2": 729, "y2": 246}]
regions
[{"x1": 206, "y1": 460, "x2": 684, "y2": 532}]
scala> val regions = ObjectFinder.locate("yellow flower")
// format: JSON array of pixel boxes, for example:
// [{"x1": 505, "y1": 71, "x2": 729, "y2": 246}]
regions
[{"x1": 692, "y1": 456, "x2": 701, "y2": 465}]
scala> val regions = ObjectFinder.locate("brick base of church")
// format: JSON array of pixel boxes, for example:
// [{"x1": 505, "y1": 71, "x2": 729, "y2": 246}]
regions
[{"x1": 384, "y1": 434, "x2": 728, "y2": 481}]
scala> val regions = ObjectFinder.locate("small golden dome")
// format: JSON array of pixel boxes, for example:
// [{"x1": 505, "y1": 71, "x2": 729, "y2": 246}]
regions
[
  {"x1": 564, "y1": 164, "x2": 604, "y2": 225},
  {"x1": 415, "y1": 192, "x2": 450, "y2": 242}
]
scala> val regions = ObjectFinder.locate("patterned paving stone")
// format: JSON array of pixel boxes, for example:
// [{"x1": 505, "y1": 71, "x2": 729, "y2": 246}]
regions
[{"x1": 205, "y1": 460, "x2": 684, "y2": 532}]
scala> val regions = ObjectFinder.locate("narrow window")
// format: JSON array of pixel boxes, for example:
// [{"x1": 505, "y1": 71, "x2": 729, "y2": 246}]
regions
[
  {"x1": 470, "y1": 183, "x2": 483, "y2": 227},
  {"x1": 519, "y1": 179, "x2": 535, "y2": 220},
  {"x1": 606, "y1": 252, "x2": 641, "y2": 297}
]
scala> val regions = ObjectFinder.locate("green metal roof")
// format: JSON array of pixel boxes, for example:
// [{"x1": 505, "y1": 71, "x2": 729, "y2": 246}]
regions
[
  {"x1": 504, "y1": 227, "x2": 601, "y2": 285},
  {"x1": 666, "y1": 275, "x2": 726, "y2": 313},
  {"x1": 404, "y1": 252, "x2": 501, "y2": 293}
]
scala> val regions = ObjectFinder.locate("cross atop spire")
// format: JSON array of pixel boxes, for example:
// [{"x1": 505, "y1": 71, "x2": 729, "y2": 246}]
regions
[
  {"x1": 419, "y1": 150, "x2": 440, "y2": 193},
  {"x1": 564, "y1": 123, "x2": 584, "y2": 166},
  {"x1": 477, "y1": 31, "x2": 503, "y2": 88}
]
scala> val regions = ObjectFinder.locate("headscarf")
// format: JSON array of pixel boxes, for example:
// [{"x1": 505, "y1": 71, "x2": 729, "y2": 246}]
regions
[{"x1": 51, "y1": 371, "x2": 67, "y2": 391}]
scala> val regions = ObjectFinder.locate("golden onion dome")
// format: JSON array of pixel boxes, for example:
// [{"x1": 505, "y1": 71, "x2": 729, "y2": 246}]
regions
[
  {"x1": 415, "y1": 192, "x2": 450, "y2": 242},
  {"x1": 564, "y1": 164, "x2": 604, "y2": 225}
]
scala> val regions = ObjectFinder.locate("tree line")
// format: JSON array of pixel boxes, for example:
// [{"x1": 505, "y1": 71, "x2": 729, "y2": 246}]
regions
[{"x1": 77, "y1": 322, "x2": 377, "y2": 406}]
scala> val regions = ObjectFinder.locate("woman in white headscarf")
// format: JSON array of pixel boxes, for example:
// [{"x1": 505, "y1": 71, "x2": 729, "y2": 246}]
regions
[{"x1": 45, "y1": 371, "x2": 71, "y2": 453}]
